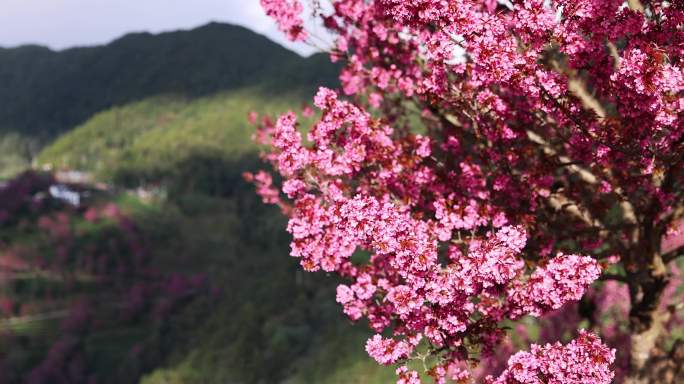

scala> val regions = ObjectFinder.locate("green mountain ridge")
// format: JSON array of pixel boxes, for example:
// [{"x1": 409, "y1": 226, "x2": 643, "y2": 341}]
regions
[{"x1": 0, "y1": 22, "x2": 338, "y2": 140}]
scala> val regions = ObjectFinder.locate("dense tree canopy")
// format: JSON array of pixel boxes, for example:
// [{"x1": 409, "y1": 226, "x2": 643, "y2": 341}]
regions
[{"x1": 252, "y1": 1, "x2": 683, "y2": 383}]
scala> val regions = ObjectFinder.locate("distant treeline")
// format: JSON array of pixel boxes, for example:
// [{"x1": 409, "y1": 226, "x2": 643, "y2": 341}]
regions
[{"x1": 0, "y1": 22, "x2": 338, "y2": 139}]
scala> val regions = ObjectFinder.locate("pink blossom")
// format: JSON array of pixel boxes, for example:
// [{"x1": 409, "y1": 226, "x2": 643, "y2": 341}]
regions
[
  {"x1": 396, "y1": 366, "x2": 421, "y2": 384},
  {"x1": 366, "y1": 334, "x2": 413, "y2": 365},
  {"x1": 509, "y1": 254, "x2": 602, "y2": 318},
  {"x1": 488, "y1": 331, "x2": 615, "y2": 384},
  {"x1": 260, "y1": 0, "x2": 307, "y2": 41},
  {"x1": 254, "y1": 0, "x2": 684, "y2": 380}
]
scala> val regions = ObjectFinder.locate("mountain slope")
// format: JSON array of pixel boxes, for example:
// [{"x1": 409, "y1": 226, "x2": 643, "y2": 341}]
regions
[
  {"x1": 31, "y1": 86, "x2": 402, "y2": 383},
  {"x1": 0, "y1": 20, "x2": 395, "y2": 384},
  {"x1": 37, "y1": 87, "x2": 313, "y2": 191},
  {"x1": 0, "y1": 22, "x2": 337, "y2": 139}
]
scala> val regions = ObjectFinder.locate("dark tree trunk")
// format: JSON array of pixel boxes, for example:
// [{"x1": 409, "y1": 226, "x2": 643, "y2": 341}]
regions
[{"x1": 625, "y1": 254, "x2": 670, "y2": 384}]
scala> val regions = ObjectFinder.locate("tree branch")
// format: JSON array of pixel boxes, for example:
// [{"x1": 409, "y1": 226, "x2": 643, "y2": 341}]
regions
[
  {"x1": 526, "y1": 130, "x2": 598, "y2": 186},
  {"x1": 547, "y1": 192, "x2": 603, "y2": 228}
]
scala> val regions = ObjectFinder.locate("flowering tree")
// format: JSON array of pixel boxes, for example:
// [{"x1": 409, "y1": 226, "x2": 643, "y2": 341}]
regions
[{"x1": 251, "y1": 1, "x2": 683, "y2": 383}]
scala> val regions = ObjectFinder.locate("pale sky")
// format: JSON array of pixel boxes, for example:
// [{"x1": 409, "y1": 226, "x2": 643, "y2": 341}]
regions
[{"x1": 0, "y1": 0, "x2": 322, "y2": 56}]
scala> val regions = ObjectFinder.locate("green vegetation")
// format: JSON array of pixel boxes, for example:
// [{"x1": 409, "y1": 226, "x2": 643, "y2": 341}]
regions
[
  {"x1": 0, "y1": 21, "x2": 395, "y2": 383},
  {"x1": 33, "y1": 84, "x2": 398, "y2": 381},
  {"x1": 0, "y1": 22, "x2": 337, "y2": 139},
  {"x1": 0, "y1": 165, "x2": 395, "y2": 383},
  {"x1": 0, "y1": 22, "x2": 338, "y2": 178},
  {"x1": 126, "y1": 182, "x2": 338, "y2": 383},
  {"x1": 106, "y1": 162, "x2": 395, "y2": 383},
  {"x1": 37, "y1": 87, "x2": 305, "y2": 187},
  {"x1": 0, "y1": 133, "x2": 39, "y2": 179}
]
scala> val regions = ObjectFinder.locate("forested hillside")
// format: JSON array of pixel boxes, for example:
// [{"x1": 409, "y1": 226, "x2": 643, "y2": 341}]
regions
[
  {"x1": 37, "y1": 89, "x2": 300, "y2": 188},
  {"x1": 0, "y1": 21, "x2": 397, "y2": 384},
  {"x1": 0, "y1": 22, "x2": 337, "y2": 139}
]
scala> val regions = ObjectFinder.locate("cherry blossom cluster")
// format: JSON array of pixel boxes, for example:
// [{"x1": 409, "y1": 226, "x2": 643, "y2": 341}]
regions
[
  {"x1": 257, "y1": 0, "x2": 683, "y2": 382},
  {"x1": 248, "y1": 86, "x2": 608, "y2": 382},
  {"x1": 507, "y1": 254, "x2": 602, "y2": 318},
  {"x1": 260, "y1": 0, "x2": 307, "y2": 42},
  {"x1": 486, "y1": 330, "x2": 615, "y2": 384}
]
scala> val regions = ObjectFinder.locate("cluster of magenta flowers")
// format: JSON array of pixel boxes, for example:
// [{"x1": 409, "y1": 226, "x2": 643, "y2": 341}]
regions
[{"x1": 253, "y1": 0, "x2": 682, "y2": 382}]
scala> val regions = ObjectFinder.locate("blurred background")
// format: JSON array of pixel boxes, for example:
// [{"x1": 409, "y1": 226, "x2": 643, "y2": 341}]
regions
[{"x1": 0, "y1": 1, "x2": 395, "y2": 383}]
